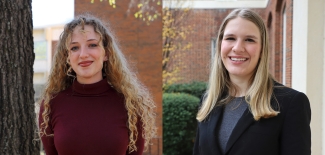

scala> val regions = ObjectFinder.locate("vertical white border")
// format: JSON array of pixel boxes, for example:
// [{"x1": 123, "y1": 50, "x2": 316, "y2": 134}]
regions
[
  {"x1": 294, "y1": 0, "x2": 325, "y2": 154},
  {"x1": 323, "y1": 1, "x2": 325, "y2": 154},
  {"x1": 292, "y1": 1, "x2": 307, "y2": 93}
]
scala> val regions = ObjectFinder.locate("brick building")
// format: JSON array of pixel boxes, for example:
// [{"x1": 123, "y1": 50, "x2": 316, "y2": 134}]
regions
[
  {"x1": 166, "y1": 0, "x2": 293, "y2": 87},
  {"x1": 74, "y1": 1, "x2": 163, "y2": 154}
]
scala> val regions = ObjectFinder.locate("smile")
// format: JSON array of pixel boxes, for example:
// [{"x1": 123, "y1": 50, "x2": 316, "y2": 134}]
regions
[{"x1": 230, "y1": 57, "x2": 248, "y2": 61}]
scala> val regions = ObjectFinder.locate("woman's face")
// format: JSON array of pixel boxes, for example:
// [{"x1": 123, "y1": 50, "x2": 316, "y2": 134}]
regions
[
  {"x1": 220, "y1": 17, "x2": 261, "y2": 81},
  {"x1": 69, "y1": 25, "x2": 107, "y2": 84}
]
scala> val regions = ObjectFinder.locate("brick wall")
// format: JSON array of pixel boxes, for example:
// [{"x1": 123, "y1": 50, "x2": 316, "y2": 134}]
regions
[
  {"x1": 262, "y1": 0, "x2": 293, "y2": 87},
  {"x1": 168, "y1": 0, "x2": 293, "y2": 87},
  {"x1": 167, "y1": 9, "x2": 233, "y2": 83},
  {"x1": 74, "y1": 1, "x2": 163, "y2": 154}
]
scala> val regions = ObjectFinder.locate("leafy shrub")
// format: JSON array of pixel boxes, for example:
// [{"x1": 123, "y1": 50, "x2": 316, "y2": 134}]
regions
[
  {"x1": 163, "y1": 81, "x2": 207, "y2": 98},
  {"x1": 163, "y1": 93, "x2": 200, "y2": 155}
]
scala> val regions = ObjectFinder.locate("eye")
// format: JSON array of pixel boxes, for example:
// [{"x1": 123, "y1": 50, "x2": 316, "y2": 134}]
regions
[
  {"x1": 225, "y1": 37, "x2": 235, "y2": 41},
  {"x1": 245, "y1": 38, "x2": 255, "y2": 42},
  {"x1": 89, "y1": 44, "x2": 98, "y2": 48},
  {"x1": 70, "y1": 46, "x2": 79, "y2": 51}
]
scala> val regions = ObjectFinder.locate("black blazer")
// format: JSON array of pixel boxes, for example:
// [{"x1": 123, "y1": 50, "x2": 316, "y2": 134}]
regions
[{"x1": 193, "y1": 83, "x2": 311, "y2": 155}]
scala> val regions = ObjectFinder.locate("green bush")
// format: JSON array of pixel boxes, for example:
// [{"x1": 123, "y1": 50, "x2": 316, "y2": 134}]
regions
[
  {"x1": 163, "y1": 93, "x2": 200, "y2": 155},
  {"x1": 163, "y1": 81, "x2": 207, "y2": 98}
]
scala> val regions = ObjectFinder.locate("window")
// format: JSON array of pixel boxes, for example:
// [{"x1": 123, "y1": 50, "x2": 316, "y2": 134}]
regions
[{"x1": 34, "y1": 41, "x2": 47, "y2": 60}]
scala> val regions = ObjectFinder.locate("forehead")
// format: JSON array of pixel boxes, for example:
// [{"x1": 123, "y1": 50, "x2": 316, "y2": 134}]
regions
[
  {"x1": 224, "y1": 17, "x2": 260, "y2": 37},
  {"x1": 71, "y1": 25, "x2": 99, "y2": 40}
]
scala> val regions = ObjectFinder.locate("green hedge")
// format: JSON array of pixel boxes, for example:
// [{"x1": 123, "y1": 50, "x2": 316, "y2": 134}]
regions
[
  {"x1": 163, "y1": 81, "x2": 207, "y2": 98},
  {"x1": 163, "y1": 93, "x2": 200, "y2": 155}
]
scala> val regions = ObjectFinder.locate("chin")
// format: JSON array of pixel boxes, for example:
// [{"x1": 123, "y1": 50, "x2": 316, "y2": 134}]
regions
[
  {"x1": 228, "y1": 72, "x2": 247, "y2": 77},
  {"x1": 76, "y1": 74, "x2": 92, "y2": 79}
]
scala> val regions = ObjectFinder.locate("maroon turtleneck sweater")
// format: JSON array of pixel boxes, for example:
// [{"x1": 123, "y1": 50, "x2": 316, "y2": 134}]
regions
[{"x1": 39, "y1": 79, "x2": 144, "y2": 155}]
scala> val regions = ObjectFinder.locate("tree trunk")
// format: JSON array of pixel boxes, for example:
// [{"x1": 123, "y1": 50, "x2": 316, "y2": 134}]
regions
[{"x1": 0, "y1": 0, "x2": 40, "y2": 154}]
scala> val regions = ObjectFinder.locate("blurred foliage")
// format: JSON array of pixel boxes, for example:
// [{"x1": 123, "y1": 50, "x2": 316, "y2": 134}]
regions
[
  {"x1": 91, "y1": 0, "x2": 194, "y2": 86},
  {"x1": 164, "y1": 81, "x2": 207, "y2": 99},
  {"x1": 91, "y1": 0, "x2": 116, "y2": 8},
  {"x1": 162, "y1": 1, "x2": 193, "y2": 86},
  {"x1": 163, "y1": 93, "x2": 200, "y2": 155},
  {"x1": 91, "y1": 0, "x2": 161, "y2": 24},
  {"x1": 132, "y1": 0, "x2": 161, "y2": 24}
]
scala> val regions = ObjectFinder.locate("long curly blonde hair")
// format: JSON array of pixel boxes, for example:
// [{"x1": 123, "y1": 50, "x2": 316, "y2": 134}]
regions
[{"x1": 39, "y1": 14, "x2": 156, "y2": 153}]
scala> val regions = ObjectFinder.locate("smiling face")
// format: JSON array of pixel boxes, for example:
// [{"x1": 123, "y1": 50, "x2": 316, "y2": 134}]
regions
[
  {"x1": 69, "y1": 25, "x2": 107, "y2": 84},
  {"x1": 220, "y1": 17, "x2": 262, "y2": 81}
]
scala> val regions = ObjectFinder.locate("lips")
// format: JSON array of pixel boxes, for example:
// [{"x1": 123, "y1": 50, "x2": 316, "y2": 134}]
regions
[{"x1": 78, "y1": 61, "x2": 93, "y2": 67}]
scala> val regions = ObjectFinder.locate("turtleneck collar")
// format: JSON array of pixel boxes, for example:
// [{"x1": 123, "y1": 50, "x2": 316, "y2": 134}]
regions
[{"x1": 71, "y1": 78, "x2": 111, "y2": 95}]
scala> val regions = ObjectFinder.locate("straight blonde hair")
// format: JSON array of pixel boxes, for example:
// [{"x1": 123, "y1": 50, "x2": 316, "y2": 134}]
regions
[{"x1": 197, "y1": 9, "x2": 279, "y2": 122}]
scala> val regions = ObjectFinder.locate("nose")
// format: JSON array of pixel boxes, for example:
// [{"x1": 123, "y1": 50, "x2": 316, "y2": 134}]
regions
[
  {"x1": 232, "y1": 40, "x2": 244, "y2": 53},
  {"x1": 79, "y1": 46, "x2": 89, "y2": 58}
]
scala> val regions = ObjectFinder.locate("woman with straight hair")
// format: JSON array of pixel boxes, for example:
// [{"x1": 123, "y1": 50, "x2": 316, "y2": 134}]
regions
[
  {"x1": 193, "y1": 9, "x2": 311, "y2": 155},
  {"x1": 38, "y1": 14, "x2": 156, "y2": 155}
]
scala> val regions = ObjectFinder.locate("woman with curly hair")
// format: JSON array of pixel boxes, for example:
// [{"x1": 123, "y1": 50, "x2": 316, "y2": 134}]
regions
[
  {"x1": 38, "y1": 14, "x2": 156, "y2": 155},
  {"x1": 193, "y1": 9, "x2": 311, "y2": 155}
]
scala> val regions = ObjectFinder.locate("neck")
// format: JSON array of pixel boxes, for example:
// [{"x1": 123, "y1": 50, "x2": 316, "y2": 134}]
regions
[
  {"x1": 229, "y1": 75, "x2": 251, "y2": 97},
  {"x1": 76, "y1": 76, "x2": 103, "y2": 84}
]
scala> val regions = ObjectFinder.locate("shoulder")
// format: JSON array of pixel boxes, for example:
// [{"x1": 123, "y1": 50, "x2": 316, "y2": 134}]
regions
[
  {"x1": 272, "y1": 82, "x2": 310, "y2": 115},
  {"x1": 43, "y1": 86, "x2": 73, "y2": 108},
  {"x1": 273, "y1": 82, "x2": 299, "y2": 97},
  {"x1": 272, "y1": 81, "x2": 308, "y2": 102},
  {"x1": 39, "y1": 86, "x2": 70, "y2": 105}
]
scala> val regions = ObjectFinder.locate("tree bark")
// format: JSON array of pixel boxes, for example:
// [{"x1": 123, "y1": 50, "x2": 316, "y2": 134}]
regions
[{"x1": 0, "y1": 0, "x2": 40, "y2": 154}]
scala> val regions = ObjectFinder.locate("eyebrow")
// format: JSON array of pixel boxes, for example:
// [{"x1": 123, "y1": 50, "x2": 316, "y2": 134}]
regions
[
  {"x1": 70, "y1": 39, "x2": 99, "y2": 45},
  {"x1": 245, "y1": 35, "x2": 258, "y2": 39},
  {"x1": 224, "y1": 34, "x2": 258, "y2": 39}
]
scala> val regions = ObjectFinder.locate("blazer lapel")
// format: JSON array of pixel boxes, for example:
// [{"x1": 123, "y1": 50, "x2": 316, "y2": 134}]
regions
[
  {"x1": 224, "y1": 108, "x2": 255, "y2": 154},
  {"x1": 206, "y1": 106, "x2": 223, "y2": 155}
]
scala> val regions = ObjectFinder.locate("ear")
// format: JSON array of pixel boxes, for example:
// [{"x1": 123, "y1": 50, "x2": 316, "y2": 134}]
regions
[{"x1": 104, "y1": 55, "x2": 108, "y2": 61}]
